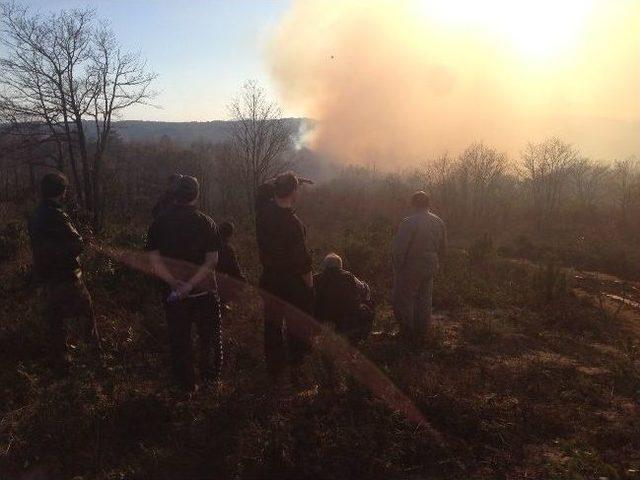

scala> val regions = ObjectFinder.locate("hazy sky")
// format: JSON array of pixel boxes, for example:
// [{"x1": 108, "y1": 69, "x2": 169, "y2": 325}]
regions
[{"x1": 23, "y1": 0, "x2": 292, "y2": 121}]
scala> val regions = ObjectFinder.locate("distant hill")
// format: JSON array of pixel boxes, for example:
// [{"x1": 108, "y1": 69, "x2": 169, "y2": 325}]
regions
[{"x1": 110, "y1": 118, "x2": 307, "y2": 145}]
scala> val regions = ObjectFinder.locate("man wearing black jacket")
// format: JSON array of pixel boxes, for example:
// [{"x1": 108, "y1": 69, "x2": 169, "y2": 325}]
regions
[
  {"x1": 28, "y1": 172, "x2": 100, "y2": 368},
  {"x1": 256, "y1": 171, "x2": 314, "y2": 382}
]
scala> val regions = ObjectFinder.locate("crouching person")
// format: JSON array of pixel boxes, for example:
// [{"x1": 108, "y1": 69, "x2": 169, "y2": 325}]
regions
[
  {"x1": 314, "y1": 253, "x2": 374, "y2": 345},
  {"x1": 28, "y1": 172, "x2": 101, "y2": 371},
  {"x1": 146, "y1": 176, "x2": 223, "y2": 393}
]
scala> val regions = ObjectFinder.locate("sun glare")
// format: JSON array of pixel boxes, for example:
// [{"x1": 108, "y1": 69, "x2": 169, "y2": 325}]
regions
[{"x1": 418, "y1": 0, "x2": 594, "y2": 59}]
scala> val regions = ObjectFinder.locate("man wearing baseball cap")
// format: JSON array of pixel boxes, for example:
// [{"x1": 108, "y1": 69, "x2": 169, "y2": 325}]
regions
[
  {"x1": 256, "y1": 171, "x2": 314, "y2": 385},
  {"x1": 147, "y1": 175, "x2": 223, "y2": 393}
]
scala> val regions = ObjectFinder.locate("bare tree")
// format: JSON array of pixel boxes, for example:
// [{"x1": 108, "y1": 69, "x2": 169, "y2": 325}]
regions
[
  {"x1": 457, "y1": 143, "x2": 508, "y2": 222},
  {"x1": 611, "y1": 157, "x2": 640, "y2": 227},
  {"x1": 0, "y1": 2, "x2": 156, "y2": 229},
  {"x1": 0, "y1": 4, "x2": 94, "y2": 192},
  {"x1": 422, "y1": 152, "x2": 457, "y2": 220},
  {"x1": 572, "y1": 157, "x2": 609, "y2": 210},
  {"x1": 210, "y1": 142, "x2": 243, "y2": 216},
  {"x1": 228, "y1": 80, "x2": 293, "y2": 213},
  {"x1": 86, "y1": 26, "x2": 157, "y2": 229},
  {"x1": 520, "y1": 137, "x2": 579, "y2": 227}
]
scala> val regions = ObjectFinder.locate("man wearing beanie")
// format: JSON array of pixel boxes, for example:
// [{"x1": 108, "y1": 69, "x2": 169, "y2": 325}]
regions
[
  {"x1": 28, "y1": 172, "x2": 100, "y2": 371},
  {"x1": 152, "y1": 173, "x2": 183, "y2": 219},
  {"x1": 146, "y1": 175, "x2": 223, "y2": 393}
]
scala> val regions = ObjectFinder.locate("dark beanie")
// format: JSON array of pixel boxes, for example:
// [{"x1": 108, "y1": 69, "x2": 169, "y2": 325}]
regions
[
  {"x1": 41, "y1": 172, "x2": 68, "y2": 198},
  {"x1": 175, "y1": 175, "x2": 199, "y2": 203}
]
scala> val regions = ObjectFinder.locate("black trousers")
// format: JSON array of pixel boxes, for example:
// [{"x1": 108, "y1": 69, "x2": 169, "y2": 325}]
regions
[
  {"x1": 164, "y1": 292, "x2": 222, "y2": 391},
  {"x1": 260, "y1": 270, "x2": 314, "y2": 377}
]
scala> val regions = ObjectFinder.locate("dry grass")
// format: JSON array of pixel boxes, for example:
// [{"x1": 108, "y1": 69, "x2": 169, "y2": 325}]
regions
[{"x1": 1, "y1": 215, "x2": 639, "y2": 479}]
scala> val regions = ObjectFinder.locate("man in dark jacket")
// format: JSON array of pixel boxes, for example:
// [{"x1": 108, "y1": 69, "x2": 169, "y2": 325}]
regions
[
  {"x1": 147, "y1": 175, "x2": 223, "y2": 392},
  {"x1": 314, "y1": 253, "x2": 373, "y2": 344},
  {"x1": 28, "y1": 172, "x2": 100, "y2": 368},
  {"x1": 152, "y1": 173, "x2": 182, "y2": 218},
  {"x1": 256, "y1": 171, "x2": 314, "y2": 382}
]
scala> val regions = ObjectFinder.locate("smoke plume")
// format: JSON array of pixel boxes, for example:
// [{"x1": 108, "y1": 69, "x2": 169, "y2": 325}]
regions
[{"x1": 268, "y1": 0, "x2": 639, "y2": 166}]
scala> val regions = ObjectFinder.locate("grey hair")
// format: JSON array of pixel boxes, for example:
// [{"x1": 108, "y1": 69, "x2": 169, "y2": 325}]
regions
[{"x1": 322, "y1": 253, "x2": 343, "y2": 270}]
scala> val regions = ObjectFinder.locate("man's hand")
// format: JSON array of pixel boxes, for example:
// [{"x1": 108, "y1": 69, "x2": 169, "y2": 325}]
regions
[
  {"x1": 302, "y1": 271, "x2": 313, "y2": 288},
  {"x1": 175, "y1": 280, "x2": 194, "y2": 300}
]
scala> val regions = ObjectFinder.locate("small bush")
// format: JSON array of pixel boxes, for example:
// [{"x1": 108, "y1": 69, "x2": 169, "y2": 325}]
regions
[
  {"x1": 531, "y1": 257, "x2": 569, "y2": 304},
  {"x1": 513, "y1": 234, "x2": 538, "y2": 260},
  {"x1": 343, "y1": 239, "x2": 377, "y2": 277},
  {"x1": 468, "y1": 233, "x2": 494, "y2": 265},
  {"x1": 461, "y1": 312, "x2": 507, "y2": 345},
  {"x1": 609, "y1": 340, "x2": 640, "y2": 398},
  {"x1": 0, "y1": 222, "x2": 26, "y2": 263}
]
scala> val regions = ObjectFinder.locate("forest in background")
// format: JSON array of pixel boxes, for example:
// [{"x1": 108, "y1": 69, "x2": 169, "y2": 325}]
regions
[{"x1": 3, "y1": 127, "x2": 640, "y2": 281}]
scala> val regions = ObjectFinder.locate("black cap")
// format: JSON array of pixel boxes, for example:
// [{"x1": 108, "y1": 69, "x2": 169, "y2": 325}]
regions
[
  {"x1": 273, "y1": 171, "x2": 314, "y2": 198},
  {"x1": 175, "y1": 175, "x2": 199, "y2": 203}
]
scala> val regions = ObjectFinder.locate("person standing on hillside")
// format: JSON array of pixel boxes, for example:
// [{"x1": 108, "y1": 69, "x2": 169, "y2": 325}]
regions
[
  {"x1": 147, "y1": 175, "x2": 223, "y2": 393},
  {"x1": 256, "y1": 171, "x2": 315, "y2": 385},
  {"x1": 392, "y1": 191, "x2": 447, "y2": 345},
  {"x1": 152, "y1": 173, "x2": 182, "y2": 218},
  {"x1": 28, "y1": 172, "x2": 100, "y2": 371}
]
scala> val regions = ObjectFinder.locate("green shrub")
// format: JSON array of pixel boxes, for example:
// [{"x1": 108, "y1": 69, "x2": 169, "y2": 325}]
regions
[
  {"x1": 513, "y1": 234, "x2": 538, "y2": 259},
  {"x1": 343, "y1": 239, "x2": 377, "y2": 277},
  {"x1": 531, "y1": 257, "x2": 569, "y2": 303},
  {"x1": 609, "y1": 340, "x2": 640, "y2": 399},
  {"x1": 460, "y1": 312, "x2": 507, "y2": 345},
  {"x1": 468, "y1": 233, "x2": 494, "y2": 265},
  {"x1": 0, "y1": 222, "x2": 26, "y2": 263}
]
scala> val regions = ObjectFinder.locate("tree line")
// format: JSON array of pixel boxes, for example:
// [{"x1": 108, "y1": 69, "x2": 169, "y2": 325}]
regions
[{"x1": 1, "y1": 4, "x2": 638, "y2": 244}]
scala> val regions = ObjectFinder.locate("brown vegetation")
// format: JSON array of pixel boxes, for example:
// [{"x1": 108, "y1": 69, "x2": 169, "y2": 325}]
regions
[{"x1": 1, "y1": 176, "x2": 639, "y2": 477}]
